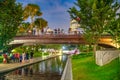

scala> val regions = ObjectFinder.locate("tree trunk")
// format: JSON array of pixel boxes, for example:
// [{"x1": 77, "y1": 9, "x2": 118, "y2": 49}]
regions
[{"x1": 93, "y1": 43, "x2": 97, "y2": 59}]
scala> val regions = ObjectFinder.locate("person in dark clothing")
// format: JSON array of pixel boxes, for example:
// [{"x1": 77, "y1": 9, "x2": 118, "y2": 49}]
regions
[
  {"x1": 58, "y1": 28, "x2": 60, "y2": 34},
  {"x1": 26, "y1": 52, "x2": 29, "y2": 61},
  {"x1": 54, "y1": 29, "x2": 57, "y2": 34},
  {"x1": 19, "y1": 54, "x2": 22, "y2": 63},
  {"x1": 30, "y1": 51, "x2": 34, "y2": 59}
]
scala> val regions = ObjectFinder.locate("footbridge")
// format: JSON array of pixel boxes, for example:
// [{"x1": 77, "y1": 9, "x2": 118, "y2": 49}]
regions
[{"x1": 10, "y1": 34, "x2": 117, "y2": 48}]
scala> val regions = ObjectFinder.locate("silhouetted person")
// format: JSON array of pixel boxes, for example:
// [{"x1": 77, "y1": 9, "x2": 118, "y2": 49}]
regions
[
  {"x1": 54, "y1": 29, "x2": 57, "y2": 34},
  {"x1": 26, "y1": 52, "x2": 29, "y2": 61},
  {"x1": 30, "y1": 51, "x2": 34, "y2": 59},
  {"x1": 58, "y1": 28, "x2": 60, "y2": 34}
]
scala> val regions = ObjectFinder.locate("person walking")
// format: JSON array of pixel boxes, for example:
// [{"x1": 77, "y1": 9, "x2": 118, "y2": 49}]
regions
[
  {"x1": 30, "y1": 51, "x2": 34, "y2": 62},
  {"x1": 22, "y1": 52, "x2": 26, "y2": 63},
  {"x1": 30, "y1": 51, "x2": 34, "y2": 59},
  {"x1": 26, "y1": 52, "x2": 29, "y2": 62},
  {"x1": 3, "y1": 53, "x2": 8, "y2": 63},
  {"x1": 19, "y1": 54, "x2": 22, "y2": 63}
]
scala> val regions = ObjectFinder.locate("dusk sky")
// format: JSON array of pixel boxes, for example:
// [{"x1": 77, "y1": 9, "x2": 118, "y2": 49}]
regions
[
  {"x1": 16, "y1": 0, "x2": 120, "y2": 31},
  {"x1": 16, "y1": 0, "x2": 76, "y2": 31}
]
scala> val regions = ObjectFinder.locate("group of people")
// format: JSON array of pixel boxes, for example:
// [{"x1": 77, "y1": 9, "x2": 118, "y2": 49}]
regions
[
  {"x1": 30, "y1": 26, "x2": 83, "y2": 36},
  {"x1": 53, "y1": 28, "x2": 64, "y2": 34},
  {"x1": 32, "y1": 27, "x2": 65, "y2": 35},
  {"x1": 2, "y1": 51, "x2": 34, "y2": 63}
]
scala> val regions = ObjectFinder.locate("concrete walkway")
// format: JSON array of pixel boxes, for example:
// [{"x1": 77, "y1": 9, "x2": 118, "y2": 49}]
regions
[{"x1": 0, "y1": 55, "x2": 58, "y2": 74}]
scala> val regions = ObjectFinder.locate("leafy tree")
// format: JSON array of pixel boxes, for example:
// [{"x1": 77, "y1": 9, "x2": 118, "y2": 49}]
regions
[
  {"x1": 68, "y1": 0, "x2": 120, "y2": 53},
  {"x1": 106, "y1": 14, "x2": 120, "y2": 48},
  {"x1": 0, "y1": 0, "x2": 23, "y2": 50},
  {"x1": 23, "y1": 4, "x2": 42, "y2": 30}
]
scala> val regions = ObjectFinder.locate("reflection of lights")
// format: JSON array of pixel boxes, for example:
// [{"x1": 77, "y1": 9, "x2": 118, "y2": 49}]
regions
[
  {"x1": 59, "y1": 49, "x2": 62, "y2": 55},
  {"x1": 59, "y1": 56, "x2": 62, "y2": 61},
  {"x1": 62, "y1": 46, "x2": 66, "y2": 50}
]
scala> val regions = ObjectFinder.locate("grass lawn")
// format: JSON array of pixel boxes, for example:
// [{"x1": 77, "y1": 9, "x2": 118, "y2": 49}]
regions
[{"x1": 72, "y1": 53, "x2": 120, "y2": 80}]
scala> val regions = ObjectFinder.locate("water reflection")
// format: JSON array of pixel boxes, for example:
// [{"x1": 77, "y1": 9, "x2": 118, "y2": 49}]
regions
[{"x1": 0, "y1": 55, "x2": 67, "y2": 80}]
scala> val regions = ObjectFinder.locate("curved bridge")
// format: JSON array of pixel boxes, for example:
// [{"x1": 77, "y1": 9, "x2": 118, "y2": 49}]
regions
[{"x1": 10, "y1": 34, "x2": 117, "y2": 48}]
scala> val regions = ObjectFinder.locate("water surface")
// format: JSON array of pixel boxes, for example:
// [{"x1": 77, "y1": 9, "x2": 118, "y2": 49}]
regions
[{"x1": 0, "y1": 55, "x2": 67, "y2": 80}]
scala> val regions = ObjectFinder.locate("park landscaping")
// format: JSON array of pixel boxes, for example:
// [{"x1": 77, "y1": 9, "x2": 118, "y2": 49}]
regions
[{"x1": 72, "y1": 53, "x2": 120, "y2": 80}]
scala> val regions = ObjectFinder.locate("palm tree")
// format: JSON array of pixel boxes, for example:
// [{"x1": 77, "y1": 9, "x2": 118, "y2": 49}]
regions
[
  {"x1": 34, "y1": 18, "x2": 48, "y2": 33},
  {"x1": 17, "y1": 22, "x2": 30, "y2": 35},
  {"x1": 23, "y1": 4, "x2": 42, "y2": 30}
]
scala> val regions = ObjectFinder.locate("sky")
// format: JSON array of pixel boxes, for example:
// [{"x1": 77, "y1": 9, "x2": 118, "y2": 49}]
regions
[
  {"x1": 16, "y1": 0, "x2": 120, "y2": 31},
  {"x1": 16, "y1": 0, "x2": 76, "y2": 31}
]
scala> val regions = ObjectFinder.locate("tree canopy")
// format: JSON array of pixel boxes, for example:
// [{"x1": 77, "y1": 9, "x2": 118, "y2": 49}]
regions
[
  {"x1": 34, "y1": 18, "x2": 48, "y2": 29},
  {"x1": 22, "y1": 3, "x2": 48, "y2": 34},
  {"x1": 68, "y1": 0, "x2": 120, "y2": 51},
  {"x1": 23, "y1": 3, "x2": 42, "y2": 30},
  {"x1": 0, "y1": 0, "x2": 23, "y2": 50},
  {"x1": 106, "y1": 12, "x2": 120, "y2": 48}
]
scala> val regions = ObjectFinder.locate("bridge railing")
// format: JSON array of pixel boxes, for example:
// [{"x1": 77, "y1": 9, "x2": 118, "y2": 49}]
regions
[
  {"x1": 16, "y1": 31, "x2": 82, "y2": 36},
  {"x1": 15, "y1": 34, "x2": 84, "y2": 39}
]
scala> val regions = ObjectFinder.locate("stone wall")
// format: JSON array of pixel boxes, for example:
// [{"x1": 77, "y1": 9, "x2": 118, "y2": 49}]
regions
[{"x1": 96, "y1": 49, "x2": 120, "y2": 66}]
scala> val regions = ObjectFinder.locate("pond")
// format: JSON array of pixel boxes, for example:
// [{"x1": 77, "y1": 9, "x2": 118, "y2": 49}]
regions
[{"x1": 0, "y1": 55, "x2": 67, "y2": 80}]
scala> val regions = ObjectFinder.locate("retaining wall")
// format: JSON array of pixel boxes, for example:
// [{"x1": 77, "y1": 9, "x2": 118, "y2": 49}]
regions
[
  {"x1": 96, "y1": 49, "x2": 120, "y2": 66},
  {"x1": 61, "y1": 55, "x2": 73, "y2": 80}
]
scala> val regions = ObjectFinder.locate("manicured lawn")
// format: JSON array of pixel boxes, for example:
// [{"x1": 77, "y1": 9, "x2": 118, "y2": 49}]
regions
[{"x1": 72, "y1": 53, "x2": 120, "y2": 80}]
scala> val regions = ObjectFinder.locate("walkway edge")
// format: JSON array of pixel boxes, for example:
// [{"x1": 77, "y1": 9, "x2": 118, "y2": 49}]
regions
[{"x1": 61, "y1": 55, "x2": 73, "y2": 80}]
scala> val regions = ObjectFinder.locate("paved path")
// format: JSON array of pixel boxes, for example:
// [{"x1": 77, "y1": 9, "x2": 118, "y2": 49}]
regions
[{"x1": 0, "y1": 55, "x2": 59, "y2": 74}]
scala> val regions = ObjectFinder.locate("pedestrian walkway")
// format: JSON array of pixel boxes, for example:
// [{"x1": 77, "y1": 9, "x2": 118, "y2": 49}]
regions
[{"x1": 0, "y1": 55, "x2": 59, "y2": 74}]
